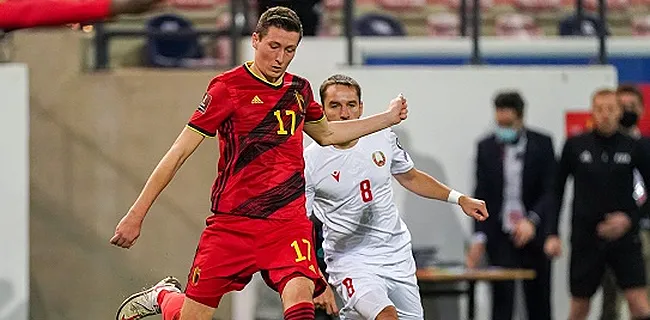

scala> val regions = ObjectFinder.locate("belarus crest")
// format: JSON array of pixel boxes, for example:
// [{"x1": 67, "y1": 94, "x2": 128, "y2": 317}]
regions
[{"x1": 372, "y1": 151, "x2": 386, "y2": 167}]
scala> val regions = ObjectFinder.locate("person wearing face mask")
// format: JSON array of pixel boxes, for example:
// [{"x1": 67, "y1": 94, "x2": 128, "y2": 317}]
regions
[
  {"x1": 600, "y1": 84, "x2": 649, "y2": 320},
  {"x1": 466, "y1": 91, "x2": 556, "y2": 320},
  {"x1": 544, "y1": 88, "x2": 650, "y2": 320}
]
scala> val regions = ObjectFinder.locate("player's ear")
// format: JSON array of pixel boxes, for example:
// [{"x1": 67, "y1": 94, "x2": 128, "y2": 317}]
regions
[
  {"x1": 252, "y1": 32, "x2": 259, "y2": 49},
  {"x1": 359, "y1": 100, "x2": 364, "y2": 117}
]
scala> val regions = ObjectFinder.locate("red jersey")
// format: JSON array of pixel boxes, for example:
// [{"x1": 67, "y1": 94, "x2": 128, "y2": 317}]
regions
[
  {"x1": 0, "y1": 0, "x2": 111, "y2": 30},
  {"x1": 187, "y1": 62, "x2": 325, "y2": 220}
]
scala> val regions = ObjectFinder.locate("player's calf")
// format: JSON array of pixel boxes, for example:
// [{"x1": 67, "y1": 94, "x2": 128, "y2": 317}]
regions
[
  {"x1": 375, "y1": 306, "x2": 398, "y2": 320},
  {"x1": 281, "y1": 276, "x2": 317, "y2": 320}
]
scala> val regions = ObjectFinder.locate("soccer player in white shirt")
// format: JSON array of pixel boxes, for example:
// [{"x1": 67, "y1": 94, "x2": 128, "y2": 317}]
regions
[{"x1": 305, "y1": 74, "x2": 489, "y2": 320}]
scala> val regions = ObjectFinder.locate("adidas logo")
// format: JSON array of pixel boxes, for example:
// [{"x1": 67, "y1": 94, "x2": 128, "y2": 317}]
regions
[{"x1": 251, "y1": 95, "x2": 264, "y2": 104}]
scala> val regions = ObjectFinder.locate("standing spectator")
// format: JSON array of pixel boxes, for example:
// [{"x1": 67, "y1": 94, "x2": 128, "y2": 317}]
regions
[
  {"x1": 466, "y1": 91, "x2": 555, "y2": 320},
  {"x1": 545, "y1": 89, "x2": 650, "y2": 320},
  {"x1": 600, "y1": 84, "x2": 649, "y2": 320}
]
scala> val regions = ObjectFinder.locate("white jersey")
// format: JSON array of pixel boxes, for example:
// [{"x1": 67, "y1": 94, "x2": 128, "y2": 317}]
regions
[{"x1": 304, "y1": 128, "x2": 415, "y2": 276}]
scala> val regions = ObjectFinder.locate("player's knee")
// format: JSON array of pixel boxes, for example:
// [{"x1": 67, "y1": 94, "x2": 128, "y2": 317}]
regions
[
  {"x1": 375, "y1": 306, "x2": 398, "y2": 320},
  {"x1": 281, "y1": 276, "x2": 315, "y2": 307},
  {"x1": 625, "y1": 288, "x2": 650, "y2": 317}
]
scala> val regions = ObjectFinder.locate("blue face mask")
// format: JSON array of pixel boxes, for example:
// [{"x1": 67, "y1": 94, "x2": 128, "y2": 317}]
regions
[{"x1": 496, "y1": 127, "x2": 519, "y2": 143}]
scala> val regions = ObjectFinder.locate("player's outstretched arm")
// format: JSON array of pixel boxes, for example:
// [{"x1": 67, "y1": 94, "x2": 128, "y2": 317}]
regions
[
  {"x1": 0, "y1": 0, "x2": 162, "y2": 30},
  {"x1": 304, "y1": 94, "x2": 407, "y2": 146},
  {"x1": 393, "y1": 168, "x2": 488, "y2": 221},
  {"x1": 110, "y1": 127, "x2": 204, "y2": 249}
]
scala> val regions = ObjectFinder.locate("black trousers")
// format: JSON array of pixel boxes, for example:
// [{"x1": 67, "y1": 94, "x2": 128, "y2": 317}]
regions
[{"x1": 486, "y1": 237, "x2": 552, "y2": 320}]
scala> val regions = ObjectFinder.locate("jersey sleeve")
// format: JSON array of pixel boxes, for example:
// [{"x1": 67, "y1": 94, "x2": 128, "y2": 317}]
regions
[
  {"x1": 304, "y1": 160, "x2": 316, "y2": 219},
  {"x1": 187, "y1": 80, "x2": 235, "y2": 137},
  {"x1": 388, "y1": 129, "x2": 414, "y2": 175},
  {"x1": 303, "y1": 80, "x2": 325, "y2": 123}
]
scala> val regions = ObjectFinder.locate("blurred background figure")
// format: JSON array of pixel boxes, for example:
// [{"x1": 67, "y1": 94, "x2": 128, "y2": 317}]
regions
[
  {"x1": 545, "y1": 89, "x2": 650, "y2": 320},
  {"x1": 467, "y1": 91, "x2": 555, "y2": 320},
  {"x1": 600, "y1": 84, "x2": 649, "y2": 320}
]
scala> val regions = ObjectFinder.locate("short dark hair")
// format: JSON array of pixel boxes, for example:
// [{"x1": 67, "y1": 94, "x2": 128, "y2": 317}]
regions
[
  {"x1": 617, "y1": 84, "x2": 644, "y2": 104},
  {"x1": 319, "y1": 74, "x2": 362, "y2": 105},
  {"x1": 494, "y1": 91, "x2": 525, "y2": 118},
  {"x1": 254, "y1": 6, "x2": 303, "y2": 41}
]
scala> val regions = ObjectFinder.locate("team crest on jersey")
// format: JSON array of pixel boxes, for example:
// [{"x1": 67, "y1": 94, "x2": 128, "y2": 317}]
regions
[
  {"x1": 191, "y1": 266, "x2": 201, "y2": 286},
  {"x1": 331, "y1": 170, "x2": 341, "y2": 182},
  {"x1": 197, "y1": 93, "x2": 212, "y2": 114},
  {"x1": 372, "y1": 151, "x2": 386, "y2": 167},
  {"x1": 294, "y1": 91, "x2": 304, "y2": 112}
]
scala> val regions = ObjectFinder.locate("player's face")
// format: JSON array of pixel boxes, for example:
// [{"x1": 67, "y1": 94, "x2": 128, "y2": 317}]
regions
[
  {"x1": 322, "y1": 84, "x2": 363, "y2": 121},
  {"x1": 618, "y1": 92, "x2": 644, "y2": 117},
  {"x1": 495, "y1": 107, "x2": 522, "y2": 129},
  {"x1": 592, "y1": 93, "x2": 621, "y2": 134},
  {"x1": 252, "y1": 26, "x2": 300, "y2": 81}
]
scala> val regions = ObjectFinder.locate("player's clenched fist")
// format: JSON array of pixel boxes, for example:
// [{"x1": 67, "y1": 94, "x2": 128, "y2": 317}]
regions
[
  {"x1": 110, "y1": 211, "x2": 144, "y2": 249},
  {"x1": 459, "y1": 196, "x2": 489, "y2": 221},
  {"x1": 386, "y1": 93, "x2": 408, "y2": 125}
]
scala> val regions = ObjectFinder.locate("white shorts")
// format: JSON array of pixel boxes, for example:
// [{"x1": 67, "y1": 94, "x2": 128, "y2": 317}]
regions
[{"x1": 329, "y1": 264, "x2": 424, "y2": 320}]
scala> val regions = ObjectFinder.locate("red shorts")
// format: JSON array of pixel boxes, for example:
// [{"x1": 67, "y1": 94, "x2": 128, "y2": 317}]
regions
[{"x1": 184, "y1": 214, "x2": 327, "y2": 307}]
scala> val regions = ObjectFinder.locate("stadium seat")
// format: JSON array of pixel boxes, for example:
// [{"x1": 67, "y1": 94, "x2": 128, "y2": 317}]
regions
[
  {"x1": 442, "y1": 0, "x2": 494, "y2": 11},
  {"x1": 355, "y1": 12, "x2": 407, "y2": 36},
  {"x1": 632, "y1": 15, "x2": 650, "y2": 35},
  {"x1": 558, "y1": 12, "x2": 610, "y2": 36},
  {"x1": 514, "y1": 0, "x2": 561, "y2": 12},
  {"x1": 323, "y1": 0, "x2": 344, "y2": 10},
  {"x1": 323, "y1": 0, "x2": 375, "y2": 10},
  {"x1": 377, "y1": 0, "x2": 428, "y2": 11},
  {"x1": 583, "y1": 0, "x2": 629, "y2": 11},
  {"x1": 495, "y1": 13, "x2": 542, "y2": 37},
  {"x1": 426, "y1": 12, "x2": 460, "y2": 36},
  {"x1": 144, "y1": 14, "x2": 206, "y2": 68},
  {"x1": 560, "y1": 0, "x2": 629, "y2": 11},
  {"x1": 168, "y1": 0, "x2": 217, "y2": 9}
]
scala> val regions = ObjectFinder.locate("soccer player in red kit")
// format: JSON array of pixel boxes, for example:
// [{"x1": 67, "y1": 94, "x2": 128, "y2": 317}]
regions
[
  {"x1": 110, "y1": 6, "x2": 408, "y2": 320},
  {"x1": 0, "y1": 0, "x2": 161, "y2": 31}
]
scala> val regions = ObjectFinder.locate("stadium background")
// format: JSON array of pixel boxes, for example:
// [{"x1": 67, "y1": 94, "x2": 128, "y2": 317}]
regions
[{"x1": 2, "y1": 0, "x2": 650, "y2": 319}]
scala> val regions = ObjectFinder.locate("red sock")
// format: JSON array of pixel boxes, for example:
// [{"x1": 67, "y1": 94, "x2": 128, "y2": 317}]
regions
[
  {"x1": 284, "y1": 302, "x2": 315, "y2": 320},
  {"x1": 157, "y1": 290, "x2": 184, "y2": 320}
]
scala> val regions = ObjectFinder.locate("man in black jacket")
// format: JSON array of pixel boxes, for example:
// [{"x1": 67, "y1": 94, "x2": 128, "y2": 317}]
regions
[
  {"x1": 545, "y1": 88, "x2": 650, "y2": 320},
  {"x1": 600, "y1": 84, "x2": 649, "y2": 320},
  {"x1": 466, "y1": 91, "x2": 555, "y2": 320}
]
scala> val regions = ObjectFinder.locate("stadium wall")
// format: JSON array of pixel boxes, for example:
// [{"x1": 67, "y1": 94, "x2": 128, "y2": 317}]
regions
[{"x1": 0, "y1": 63, "x2": 29, "y2": 320}]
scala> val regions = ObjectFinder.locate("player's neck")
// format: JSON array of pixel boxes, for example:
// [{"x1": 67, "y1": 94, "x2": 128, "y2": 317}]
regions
[
  {"x1": 333, "y1": 139, "x2": 359, "y2": 150},
  {"x1": 249, "y1": 62, "x2": 281, "y2": 84}
]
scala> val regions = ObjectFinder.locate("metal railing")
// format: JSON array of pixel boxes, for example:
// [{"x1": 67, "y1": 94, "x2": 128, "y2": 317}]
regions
[
  {"x1": 93, "y1": 0, "x2": 252, "y2": 69},
  {"x1": 341, "y1": 0, "x2": 611, "y2": 66},
  {"x1": 93, "y1": 0, "x2": 611, "y2": 69}
]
